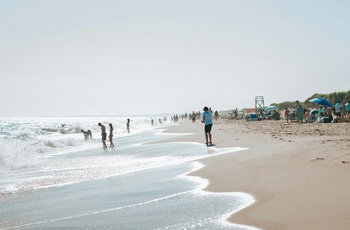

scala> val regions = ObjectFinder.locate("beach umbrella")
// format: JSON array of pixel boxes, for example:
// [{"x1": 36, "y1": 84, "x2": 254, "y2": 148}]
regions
[
  {"x1": 309, "y1": 98, "x2": 333, "y2": 108},
  {"x1": 264, "y1": 105, "x2": 277, "y2": 112}
]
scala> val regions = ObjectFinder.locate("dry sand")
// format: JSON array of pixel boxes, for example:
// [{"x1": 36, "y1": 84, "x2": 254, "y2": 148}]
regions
[{"x1": 158, "y1": 119, "x2": 350, "y2": 230}]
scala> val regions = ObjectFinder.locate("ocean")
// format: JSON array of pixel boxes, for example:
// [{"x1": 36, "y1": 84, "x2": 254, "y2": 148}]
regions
[{"x1": 0, "y1": 116, "x2": 256, "y2": 229}]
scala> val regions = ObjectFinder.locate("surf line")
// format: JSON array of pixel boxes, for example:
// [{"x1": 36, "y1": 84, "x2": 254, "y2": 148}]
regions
[{"x1": 3, "y1": 190, "x2": 193, "y2": 229}]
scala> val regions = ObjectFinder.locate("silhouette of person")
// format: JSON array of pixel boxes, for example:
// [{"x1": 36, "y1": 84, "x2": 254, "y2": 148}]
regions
[
  {"x1": 81, "y1": 130, "x2": 89, "y2": 140},
  {"x1": 127, "y1": 118, "x2": 130, "y2": 133},
  {"x1": 98, "y1": 123, "x2": 107, "y2": 149},
  {"x1": 87, "y1": 130, "x2": 92, "y2": 139},
  {"x1": 109, "y1": 123, "x2": 114, "y2": 148}
]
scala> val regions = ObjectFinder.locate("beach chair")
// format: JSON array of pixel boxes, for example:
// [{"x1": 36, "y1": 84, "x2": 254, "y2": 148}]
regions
[{"x1": 246, "y1": 113, "x2": 258, "y2": 121}]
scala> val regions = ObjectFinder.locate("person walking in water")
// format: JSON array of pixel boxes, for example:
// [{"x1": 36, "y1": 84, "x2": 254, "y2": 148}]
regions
[
  {"x1": 98, "y1": 123, "x2": 107, "y2": 149},
  {"x1": 127, "y1": 118, "x2": 130, "y2": 133},
  {"x1": 109, "y1": 123, "x2": 114, "y2": 148},
  {"x1": 87, "y1": 130, "x2": 92, "y2": 139},
  {"x1": 202, "y1": 106, "x2": 213, "y2": 146}
]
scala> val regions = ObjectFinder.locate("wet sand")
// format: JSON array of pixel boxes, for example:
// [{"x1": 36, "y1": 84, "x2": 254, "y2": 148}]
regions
[{"x1": 158, "y1": 119, "x2": 350, "y2": 229}]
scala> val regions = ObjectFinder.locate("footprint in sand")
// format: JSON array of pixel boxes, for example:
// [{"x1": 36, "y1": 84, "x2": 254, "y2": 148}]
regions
[{"x1": 311, "y1": 157, "x2": 325, "y2": 163}]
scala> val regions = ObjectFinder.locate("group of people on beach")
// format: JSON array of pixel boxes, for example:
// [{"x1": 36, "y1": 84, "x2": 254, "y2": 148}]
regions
[
  {"x1": 284, "y1": 100, "x2": 350, "y2": 124},
  {"x1": 80, "y1": 129, "x2": 92, "y2": 140},
  {"x1": 81, "y1": 119, "x2": 131, "y2": 149},
  {"x1": 98, "y1": 119, "x2": 131, "y2": 149},
  {"x1": 98, "y1": 123, "x2": 114, "y2": 149}
]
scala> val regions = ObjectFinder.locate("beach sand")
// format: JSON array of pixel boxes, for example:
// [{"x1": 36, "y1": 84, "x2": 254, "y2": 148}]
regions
[{"x1": 157, "y1": 119, "x2": 350, "y2": 229}]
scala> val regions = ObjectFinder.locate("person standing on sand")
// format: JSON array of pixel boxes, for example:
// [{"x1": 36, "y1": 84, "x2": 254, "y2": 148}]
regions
[
  {"x1": 191, "y1": 111, "x2": 196, "y2": 123},
  {"x1": 202, "y1": 106, "x2": 213, "y2": 146},
  {"x1": 335, "y1": 100, "x2": 342, "y2": 119},
  {"x1": 284, "y1": 108, "x2": 290, "y2": 123},
  {"x1": 109, "y1": 123, "x2": 114, "y2": 148},
  {"x1": 214, "y1": 110, "x2": 219, "y2": 121},
  {"x1": 296, "y1": 104, "x2": 304, "y2": 124},
  {"x1": 98, "y1": 123, "x2": 107, "y2": 149}
]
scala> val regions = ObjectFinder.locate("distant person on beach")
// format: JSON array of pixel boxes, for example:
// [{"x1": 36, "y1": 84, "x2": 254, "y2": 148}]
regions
[
  {"x1": 87, "y1": 130, "x2": 92, "y2": 139},
  {"x1": 284, "y1": 108, "x2": 290, "y2": 123},
  {"x1": 81, "y1": 130, "x2": 89, "y2": 140},
  {"x1": 342, "y1": 102, "x2": 347, "y2": 117},
  {"x1": 326, "y1": 106, "x2": 334, "y2": 123},
  {"x1": 127, "y1": 118, "x2": 130, "y2": 133},
  {"x1": 346, "y1": 101, "x2": 350, "y2": 116},
  {"x1": 202, "y1": 106, "x2": 213, "y2": 146},
  {"x1": 191, "y1": 111, "x2": 196, "y2": 123},
  {"x1": 109, "y1": 123, "x2": 114, "y2": 148},
  {"x1": 318, "y1": 106, "x2": 324, "y2": 121},
  {"x1": 335, "y1": 100, "x2": 342, "y2": 118},
  {"x1": 296, "y1": 104, "x2": 304, "y2": 124},
  {"x1": 214, "y1": 110, "x2": 219, "y2": 121},
  {"x1": 98, "y1": 123, "x2": 107, "y2": 149}
]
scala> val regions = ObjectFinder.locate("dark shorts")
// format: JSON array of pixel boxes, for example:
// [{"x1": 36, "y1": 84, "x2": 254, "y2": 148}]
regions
[
  {"x1": 102, "y1": 133, "x2": 107, "y2": 141},
  {"x1": 205, "y1": 124, "x2": 212, "y2": 133}
]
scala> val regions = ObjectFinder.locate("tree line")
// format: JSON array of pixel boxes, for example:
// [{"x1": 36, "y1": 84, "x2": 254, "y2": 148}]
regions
[{"x1": 271, "y1": 90, "x2": 350, "y2": 110}]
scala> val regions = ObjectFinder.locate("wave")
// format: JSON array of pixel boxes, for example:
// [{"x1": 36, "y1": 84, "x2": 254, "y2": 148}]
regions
[{"x1": 0, "y1": 116, "x2": 167, "y2": 170}]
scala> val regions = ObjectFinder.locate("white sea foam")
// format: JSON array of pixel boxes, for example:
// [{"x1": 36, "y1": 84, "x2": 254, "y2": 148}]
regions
[
  {"x1": 0, "y1": 121, "x2": 258, "y2": 230},
  {"x1": 0, "y1": 116, "x2": 172, "y2": 170}
]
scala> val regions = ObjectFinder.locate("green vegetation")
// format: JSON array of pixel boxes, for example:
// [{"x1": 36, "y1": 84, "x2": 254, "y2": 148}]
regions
[{"x1": 271, "y1": 90, "x2": 350, "y2": 110}]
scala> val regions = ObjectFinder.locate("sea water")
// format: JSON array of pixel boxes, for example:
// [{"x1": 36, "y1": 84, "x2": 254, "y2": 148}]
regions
[{"x1": 0, "y1": 117, "x2": 257, "y2": 230}]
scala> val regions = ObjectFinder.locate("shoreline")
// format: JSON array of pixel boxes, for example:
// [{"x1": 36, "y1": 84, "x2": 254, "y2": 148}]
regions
[
  {"x1": 157, "y1": 119, "x2": 350, "y2": 229},
  {"x1": 0, "y1": 127, "x2": 262, "y2": 230}
]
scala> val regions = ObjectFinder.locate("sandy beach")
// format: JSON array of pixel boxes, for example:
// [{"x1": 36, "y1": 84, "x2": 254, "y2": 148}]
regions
[{"x1": 158, "y1": 119, "x2": 350, "y2": 229}]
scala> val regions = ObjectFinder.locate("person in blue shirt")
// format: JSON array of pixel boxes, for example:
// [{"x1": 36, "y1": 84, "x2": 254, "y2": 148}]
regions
[
  {"x1": 334, "y1": 100, "x2": 342, "y2": 118},
  {"x1": 201, "y1": 106, "x2": 213, "y2": 146}
]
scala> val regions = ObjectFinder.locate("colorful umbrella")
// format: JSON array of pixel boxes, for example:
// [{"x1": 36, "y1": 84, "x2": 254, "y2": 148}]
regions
[
  {"x1": 264, "y1": 105, "x2": 278, "y2": 112},
  {"x1": 309, "y1": 98, "x2": 333, "y2": 108}
]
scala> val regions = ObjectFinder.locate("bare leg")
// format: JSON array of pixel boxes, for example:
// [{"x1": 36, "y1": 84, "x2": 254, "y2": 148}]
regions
[{"x1": 109, "y1": 137, "x2": 114, "y2": 147}]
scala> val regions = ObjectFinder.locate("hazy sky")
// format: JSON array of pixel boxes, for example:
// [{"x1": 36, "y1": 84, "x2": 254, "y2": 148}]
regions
[{"x1": 1, "y1": 0, "x2": 349, "y2": 116}]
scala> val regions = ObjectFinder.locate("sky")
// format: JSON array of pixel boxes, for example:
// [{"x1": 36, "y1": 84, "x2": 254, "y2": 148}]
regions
[{"x1": 1, "y1": 0, "x2": 349, "y2": 116}]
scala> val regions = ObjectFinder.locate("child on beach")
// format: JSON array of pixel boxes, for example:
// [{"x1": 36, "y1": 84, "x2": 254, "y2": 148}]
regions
[{"x1": 284, "y1": 108, "x2": 290, "y2": 123}]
